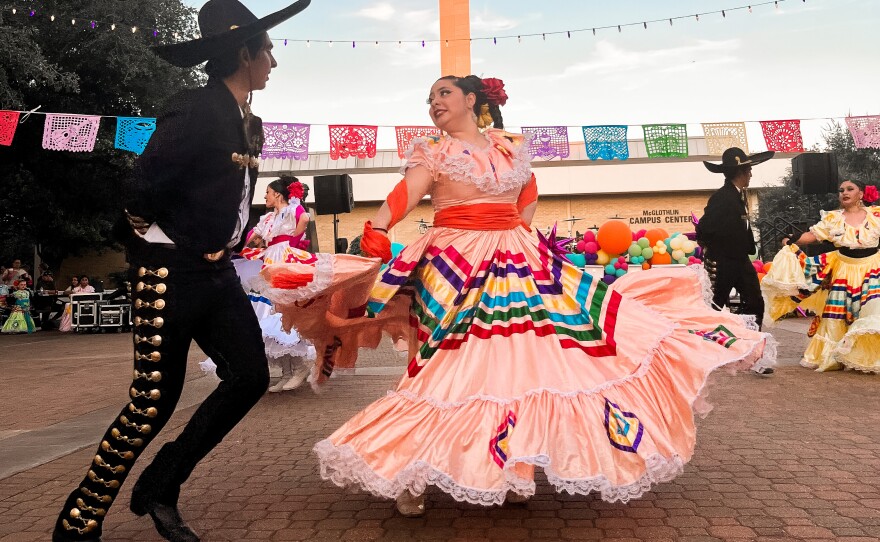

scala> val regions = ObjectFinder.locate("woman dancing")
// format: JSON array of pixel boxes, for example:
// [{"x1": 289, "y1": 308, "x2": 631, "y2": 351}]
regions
[
  {"x1": 259, "y1": 75, "x2": 775, "y2": 515},
  {"x1": 765, "y1": 179, "x2": 879, "y2": 372}
]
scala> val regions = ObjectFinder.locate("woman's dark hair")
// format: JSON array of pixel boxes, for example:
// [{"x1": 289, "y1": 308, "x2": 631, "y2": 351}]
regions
[
  {"x1": 439, "y1": 75, "x2": 504, "y2": 129},
  {"x1": 205, "y1": 32, "x2": 269, "y2": 80},
  {"x1": 840, "y1": 178, "x2": 866, "y2": 191},
  {"x1": 268, "y1": 176, "x2": 299, "y2": 203},
  {"x1": 80, "y1": 275, "x2": 89, "y2": 281}
]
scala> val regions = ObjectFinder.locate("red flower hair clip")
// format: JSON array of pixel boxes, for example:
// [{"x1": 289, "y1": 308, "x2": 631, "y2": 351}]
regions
[
  {"x1": 863, "y1": 184, "x2": 879, "y2": 205},
  {"x1": 481, "y1": 77, "x2": 508, "y2": 107},
  {"x1": 288, "y1": 181, "x2": 305, "y2": 201}
]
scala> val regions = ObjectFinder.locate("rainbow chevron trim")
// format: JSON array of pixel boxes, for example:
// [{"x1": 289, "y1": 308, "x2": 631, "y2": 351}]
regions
[
  {"x1": 688, "y1": 325, "x2": 738, "y2": 348},
  {"x1": 604, "y1": 399, "x2": 643, "y2": 454},
  {"x1": 489, "y1": 411, "x2": 517, "y2": 468},
  {"x1": 368, "y1": 242, "x2": 621, "y2": 378}
]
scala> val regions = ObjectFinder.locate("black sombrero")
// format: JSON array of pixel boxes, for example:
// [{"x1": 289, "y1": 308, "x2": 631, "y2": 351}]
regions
[
  {"x1": 703, "y1": 147, "x2": 775, "y2": 174},
  {"x1": 153, "y1": 0, "x2": 311, "y2": 68}
]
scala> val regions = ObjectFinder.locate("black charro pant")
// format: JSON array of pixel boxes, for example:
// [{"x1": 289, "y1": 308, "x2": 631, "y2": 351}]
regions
[
  {"x1": 711, "y1": 254, "x2": 765, "y2": 329},
  {"x1": 54, "y1": 243, "x2": 269, "y2": 539}
]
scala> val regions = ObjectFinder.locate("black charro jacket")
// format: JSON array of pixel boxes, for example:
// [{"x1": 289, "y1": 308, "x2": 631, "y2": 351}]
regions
[
  {"x1": 123, "y1": 78, "x2": 263, "y2": 255},
  {"x1": 696, "y1": 182, "x2": 756, "y2": 259}
]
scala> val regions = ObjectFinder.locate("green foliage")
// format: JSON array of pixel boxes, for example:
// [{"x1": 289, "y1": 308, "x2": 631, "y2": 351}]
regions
[
  {"x1": 347, "y1": 235, "x2": 363, "y2": 256},
  {"x1": 0, "y1": 0, "x2": 203, "y2": 269},
  {"x1": 754, "y1": 122, "x2": 879, "y2": 260}
]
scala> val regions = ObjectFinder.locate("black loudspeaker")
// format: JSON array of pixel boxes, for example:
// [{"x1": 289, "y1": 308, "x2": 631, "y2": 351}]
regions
[
  {"x1": 314, "y1": 174, "x2": 354, "y2": 215},
  {"x1": 791, "y1": 153, "x2": 839, "y2": 195}
]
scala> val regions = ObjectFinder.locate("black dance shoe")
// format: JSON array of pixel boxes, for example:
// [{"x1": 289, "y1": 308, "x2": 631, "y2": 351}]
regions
[{"x1": 130, "y1": 486, "x2": 200, "y2": 542}]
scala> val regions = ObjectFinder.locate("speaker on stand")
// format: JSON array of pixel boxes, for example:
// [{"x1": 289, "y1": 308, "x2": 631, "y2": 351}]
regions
[
  {"x1": 791, "y1": 153, "x2": 839, "y2": 194},
  {"x1": 314, "y1": 174, "x2": 354, "y2": 253}
]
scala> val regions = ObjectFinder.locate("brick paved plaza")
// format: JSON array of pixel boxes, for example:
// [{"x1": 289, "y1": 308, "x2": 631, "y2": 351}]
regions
[{"x1": 1, "y1": 319, "x2": 879, "y2": 542}]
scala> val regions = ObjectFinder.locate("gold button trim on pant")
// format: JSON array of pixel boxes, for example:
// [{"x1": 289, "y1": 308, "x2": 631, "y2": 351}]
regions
[
  {"x1": 128, "y1": 403, "x2": 158, "y2": 418},
  {"x1": 76, "y1": 498, "x2": 107, "y2": 517},
  {"x1": 101, "y1": 440, "x2": 135, "y2": 460},
  {"x1": 110, "y1": 428, "x2": 143, "y2": 447},
  {"x1": 93, "y1": 454, "x2": 127, "y2": 474},
  {"x1": 62, "y1": 515, "x2": 99, "y2": 534},
  {"x1": 134, "y1": 369, "x2": 163, "y2": 382},
  {"x1": 136, "y1": 282, "x2": 167, "y2": 294},
  {"x1": 129, "y1": 387, "x2": 161, "y2": 400},
  {"x1": 119, "y1": 415, "x2": 152, "y2": 434},
  {"x1": 134, "y1": 316, "x2": 165, "y2": 328},
  {"x1": 87, "y1": 470, "x2": 120, "y2": 489},
  {"x1": 135, "y1": 299, "x2": 166, "y2": 310},
  {"x1": 138, "y1": 267, "x2": 169, "y2": 278},
  {"x1": 134, "y1": 334, "x2": 163, "y2": 347},
  {"x1": 136, "y1": 351, "x2": 162, "y2": 362},
  {"x1": 80, "y1": 486, "x2": 113, "y2": 504}
]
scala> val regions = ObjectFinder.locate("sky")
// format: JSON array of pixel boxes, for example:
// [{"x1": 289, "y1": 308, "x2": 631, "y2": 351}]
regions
[{"x1": 182, "y1": 0, "x2": 880, "y2": 152}]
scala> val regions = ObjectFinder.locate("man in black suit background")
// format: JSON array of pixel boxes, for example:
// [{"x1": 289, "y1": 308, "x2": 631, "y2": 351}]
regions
[
  {"x1": 697, "y1": 147, "x2": 775, "y2": 376},
  {"x1": 53, "y1": 2, "x2": 311, "y2": 541}
]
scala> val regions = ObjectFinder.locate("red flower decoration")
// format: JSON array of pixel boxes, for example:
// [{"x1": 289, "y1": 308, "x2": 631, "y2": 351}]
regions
[
  {"x1": 288, "y1": 181, "x2": 305, "y2": 201},
  {"x1": 481, "y1": 78, "x2": 508, "y2": 107},
  {"x1": 863, "y1": 184, "x2": 879, "y2": 204}
]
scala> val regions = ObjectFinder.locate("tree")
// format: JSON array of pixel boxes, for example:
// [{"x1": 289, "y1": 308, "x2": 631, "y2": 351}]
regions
[
  {"x1": 0, "y1": 0, "x2": 203, "y2": 270},
  {"x1": 754, "y1": 122, "x2": 879, "y2": 260}
]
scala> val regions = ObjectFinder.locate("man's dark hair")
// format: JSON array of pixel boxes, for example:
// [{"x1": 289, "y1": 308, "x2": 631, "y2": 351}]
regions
[
  {"x1": 205, "y1": 32, "x2": 268, "y2": 80},
  {"x1": 723, "y1": 165, "x2": 751, "y2": 184}
]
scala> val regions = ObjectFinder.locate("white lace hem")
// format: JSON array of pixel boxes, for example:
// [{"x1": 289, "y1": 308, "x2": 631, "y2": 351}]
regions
[
  {"x1": 314, "y1": 440, "x2": 686, "y2": 505},
  {"x1": 265, "y1": 340, "x2": 316, "y2": 360},
  {"x1": 251, "y1": 253, "x2": 334, "y2": 305}
]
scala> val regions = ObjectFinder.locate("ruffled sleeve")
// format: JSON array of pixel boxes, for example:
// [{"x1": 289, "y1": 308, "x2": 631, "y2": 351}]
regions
[
  {"x1": 252, "y1": 212, "x2": 272, "y2": 238},
  {"x1": 400, "y1": 135, "x2": 442, "y2": 178},
  {"x1": 809, "y1": 209, "x2": 841, "y2": 242}
]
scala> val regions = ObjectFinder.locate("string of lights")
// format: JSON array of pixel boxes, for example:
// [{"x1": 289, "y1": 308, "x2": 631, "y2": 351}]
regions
[{"x1": 5, "y1": 0, "x2": 806, "y2": 46}]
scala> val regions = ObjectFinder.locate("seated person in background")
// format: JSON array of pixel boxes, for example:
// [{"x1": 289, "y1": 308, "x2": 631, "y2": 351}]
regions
[
  {"x1": 63, "y1": 276, "x2": 79, "y2": 295},
  {"x1": 77, "y1": 275, "x2": 96, "y2": 294},
  {"x1": 1, "y1": 259, "x2": 26, "y2": 286},
  {"x1": 59, "y1": 276, "x2": 97, "y2": 332},
  {"x1": 37, "y1": 263, "x2": 56, "y2": 291}
]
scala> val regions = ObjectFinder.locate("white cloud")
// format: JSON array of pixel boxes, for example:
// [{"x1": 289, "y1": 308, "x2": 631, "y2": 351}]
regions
[
  {"x1": 354, "y1": 2, "x2": 396, "y2": 21},
  {"x1": 469, "y1": 6, "x2": 521, "y2": 34},
  {"x1": 545, "y1": 39, "x2": 742, "y2": 80}
]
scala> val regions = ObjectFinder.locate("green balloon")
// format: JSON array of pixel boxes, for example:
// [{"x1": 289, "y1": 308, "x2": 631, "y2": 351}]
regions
[
  {"x1": 641, "y1": 247, "x2": 654, "y2": 259},
  {"x1": 748, "y1": 251, "x2": 758, "y2": 262},
  {"x1": 637, "y1": 238, "x2": 650, "y2": 248},
  {"x1": 615, "y1": 268, "x2": 627, "y2": 277},
  {"x1": 627, "y1": 244, "x2": 642, "y2": 257}
]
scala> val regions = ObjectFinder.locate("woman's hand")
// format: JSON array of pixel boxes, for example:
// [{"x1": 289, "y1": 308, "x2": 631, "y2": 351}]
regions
[
  {"x1": 247, "y1": 235, "x2": 265, "y2": 248},
  {"x1": 781, "y1": 237, "x2": 790, "y2": 247}
]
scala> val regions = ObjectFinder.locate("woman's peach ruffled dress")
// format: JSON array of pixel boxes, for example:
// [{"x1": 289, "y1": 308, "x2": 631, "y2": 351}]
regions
[{"x1": 258, "y1": 130, "x2": 776, "y2": 504}]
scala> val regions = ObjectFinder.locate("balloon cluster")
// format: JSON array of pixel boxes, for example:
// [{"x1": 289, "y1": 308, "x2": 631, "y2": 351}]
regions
[
  {"x1": 569, "y1": 220, "x2": 704, "y2": 285},
  {"x1": 751, "y1": 259, "x2": 772, "y2": 282}
]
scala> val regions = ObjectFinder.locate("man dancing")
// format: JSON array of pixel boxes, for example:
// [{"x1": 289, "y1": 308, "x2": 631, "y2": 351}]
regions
[{"x1": 52, "y1": 1, "x2": 311, "y2": 541}]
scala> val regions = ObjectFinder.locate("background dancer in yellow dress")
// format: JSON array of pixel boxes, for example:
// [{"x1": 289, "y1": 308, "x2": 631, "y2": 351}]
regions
[{"x1": 765, "y1": 179, "x2": 880, "y2": 372}]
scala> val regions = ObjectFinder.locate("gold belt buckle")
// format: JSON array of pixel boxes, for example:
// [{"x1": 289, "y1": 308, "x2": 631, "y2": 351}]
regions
[{"x1": 203, "y1": 250, "x2": 225, "y2": 262}]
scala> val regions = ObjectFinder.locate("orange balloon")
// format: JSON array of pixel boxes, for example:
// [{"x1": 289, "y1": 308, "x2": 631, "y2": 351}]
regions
[
  {"x1": 644, "y1": 228, "x2": 669, "y2": 247},
  {"x1": 641, "y1": 262, "x2": 652, "y2": 270},
  {"x1": 651, "y1": 251, "x2": 672, "y2": 265},
  {"x1": 596, "y1": 220, "x2": 633, "y2": 255},
  {"x1": 763, "y1": 262, "x2": 773, "y2": 273},
  {"x1": 757, "y1": 272, "x2": 767, "y2": 282}
]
